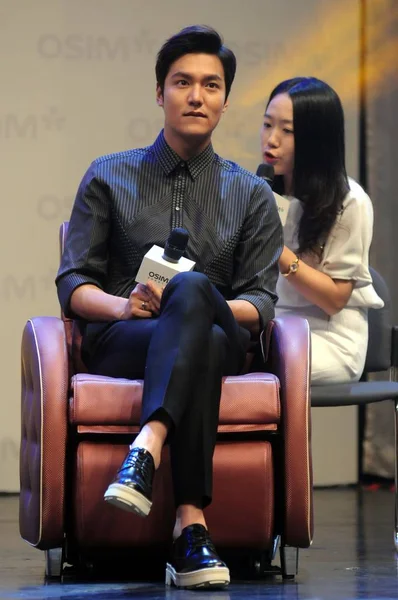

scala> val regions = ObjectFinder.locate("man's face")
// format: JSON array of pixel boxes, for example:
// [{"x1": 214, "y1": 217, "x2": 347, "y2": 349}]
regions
[{"x1": 156, "y1": 53, "x2": 228, "y2": 147}]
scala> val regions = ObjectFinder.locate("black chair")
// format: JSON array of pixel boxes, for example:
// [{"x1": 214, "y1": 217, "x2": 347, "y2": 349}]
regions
[{"x1": 311, "y1": 268, "x2": 398, "y2": 551}]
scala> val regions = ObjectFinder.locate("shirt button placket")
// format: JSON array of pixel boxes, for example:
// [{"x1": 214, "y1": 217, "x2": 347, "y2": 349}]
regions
[{"x1": 172, "y1": 166, "x2": 185, "y2": 228}]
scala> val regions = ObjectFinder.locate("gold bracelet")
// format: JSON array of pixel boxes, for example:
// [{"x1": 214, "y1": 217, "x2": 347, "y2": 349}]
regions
[{"x1": 282, "y1": 256, "x2": 300, "y2": 277}]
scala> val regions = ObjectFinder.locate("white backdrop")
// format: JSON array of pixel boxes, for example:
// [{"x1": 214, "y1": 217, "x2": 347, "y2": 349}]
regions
[{"x1": 0, "y1": 0, "x2": 360, "y2": 490}]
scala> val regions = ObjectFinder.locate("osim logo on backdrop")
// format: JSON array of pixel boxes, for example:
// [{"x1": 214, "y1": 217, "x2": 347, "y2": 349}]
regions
[
  {"x1": 37, "y1": 32, "x2": 157, "y2": 60},
  {"x1": 37, "y1": 33, "x2": 280, "y2": 66},
  {"x1": 0, "y1": 108, "x2": 65, "y2": 139}
]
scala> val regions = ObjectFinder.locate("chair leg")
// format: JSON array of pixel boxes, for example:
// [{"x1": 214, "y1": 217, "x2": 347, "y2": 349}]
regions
[
  {"x1": 252, "y1": 536, "x2": 281, "y2": 577},
  {"x1": 271, "y1": 534, "x2": 281, "y2": 561},
  {"x1": 395, "y1": 398, "x2": 398, "y2": 552},
  {"x1": 279, "y1": 544, "x2": 299, "y2": 580},
  {"x1": 45, "y1": 547, "x2": 64, "y2": 579}
]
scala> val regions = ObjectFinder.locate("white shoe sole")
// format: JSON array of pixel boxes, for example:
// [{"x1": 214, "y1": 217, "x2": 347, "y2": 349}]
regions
[
  {"x1": 165, "y1": 563, "x2": 230, "y2": 589},
  {"x1": 104, "y1": 482, "x2": 152, "y2": 517}
]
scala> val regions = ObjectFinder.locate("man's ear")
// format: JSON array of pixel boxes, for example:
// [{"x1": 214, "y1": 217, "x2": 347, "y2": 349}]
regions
[
  {"x1": 156, "y1": 84, "x2": 164, "y2": 107},
  {"x1": 222, "y1": 99, "x2": 229, "y2": 114}
]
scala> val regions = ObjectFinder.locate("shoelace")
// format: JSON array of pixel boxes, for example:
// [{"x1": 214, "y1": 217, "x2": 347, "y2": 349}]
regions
[
  {"x1": 121, "y1": 450, "x2": 153, "y2": 480},
  {"x1": 186, "y1": 528, "x2": 216, "y2": 553}
]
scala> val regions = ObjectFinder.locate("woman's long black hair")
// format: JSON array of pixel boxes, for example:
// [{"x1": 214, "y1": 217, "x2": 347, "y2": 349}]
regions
[{"x1": 267, "y1": 77, "x2": 349, "y2": 256}]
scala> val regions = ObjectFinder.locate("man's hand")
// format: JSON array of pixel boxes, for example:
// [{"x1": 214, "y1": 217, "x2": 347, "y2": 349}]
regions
[
  {"x1": 146, "y1": 280, "x2": 163, "y2": 315},
  {"x1": 120, "y1": 283, "x2": 155, "y2": 320}
]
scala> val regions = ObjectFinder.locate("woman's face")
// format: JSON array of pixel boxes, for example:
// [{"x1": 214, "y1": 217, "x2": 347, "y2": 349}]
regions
[{"x1": 260, "y1": 92, "x2": 295, "y2": 190}]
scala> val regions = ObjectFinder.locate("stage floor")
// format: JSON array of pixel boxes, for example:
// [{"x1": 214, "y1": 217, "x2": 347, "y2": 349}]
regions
[{"x1": 0, "y1": 488, "x2": 396, "y2": 599}]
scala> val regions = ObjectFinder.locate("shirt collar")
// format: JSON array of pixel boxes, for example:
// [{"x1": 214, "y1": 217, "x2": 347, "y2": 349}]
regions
[{"x1": 152, "y1": 130, "x2": 215, "y2": 180}]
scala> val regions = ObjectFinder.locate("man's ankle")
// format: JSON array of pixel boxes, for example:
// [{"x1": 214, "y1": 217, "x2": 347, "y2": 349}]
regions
[
  {"x1": 130, "y1": 444, "x2": 160, "y2": 470},
  {"x1": 173, "y1": 507, "x2": 207, "y2": 540},
  {"x1": 130, "y1": 420, "x2": 169, "y2": 469}
]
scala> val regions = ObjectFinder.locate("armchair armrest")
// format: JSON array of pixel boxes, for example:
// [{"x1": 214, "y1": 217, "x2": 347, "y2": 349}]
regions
[
  {"x1": 262, "y1": 315, "x2": 313, "y2": 548},
  {"x1": 20, "y1": 317, "x2": 69, "y2": 549}
]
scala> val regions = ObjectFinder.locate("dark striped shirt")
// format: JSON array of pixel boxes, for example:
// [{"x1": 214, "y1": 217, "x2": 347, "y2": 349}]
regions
[{"x1": 56, "y1": 130, "x2": 283, "y2": 326}]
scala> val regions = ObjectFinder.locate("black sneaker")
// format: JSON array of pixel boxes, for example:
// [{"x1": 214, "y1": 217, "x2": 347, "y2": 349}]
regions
[
  {"x1": 165, "y1": 524, "x2": 230, "y2": 589},
  {"x1": 104, "y1": 447, "x2": 154, "y2": 517}
]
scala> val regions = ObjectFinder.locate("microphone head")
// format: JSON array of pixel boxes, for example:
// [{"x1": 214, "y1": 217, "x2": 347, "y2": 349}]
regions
[
  {"x1": 163, "y1": 227, "x2": 189, "y2": 263},
  {"x1": 256, "y1": 163, "x2": 274, "y2": 184}
]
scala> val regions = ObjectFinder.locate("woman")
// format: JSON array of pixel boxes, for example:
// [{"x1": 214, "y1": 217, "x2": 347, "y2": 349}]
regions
[{"x1": 260, "y1": 77, "x2": 383, "y2": 384}]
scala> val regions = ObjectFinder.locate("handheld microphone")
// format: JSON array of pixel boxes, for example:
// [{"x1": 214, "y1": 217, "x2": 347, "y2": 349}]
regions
[
  {"x1": 256, "y1": 163, "x2": 275, "y2": 185},
  {"x1": 135, "y1": 227, "x2": 195, "y2": 289},
  {"x1": 255, "y1": 163, "x2": 290, "y2": 227},
  {"x1": 162, "y1": 227, "x2": 189, "y2": 263}
]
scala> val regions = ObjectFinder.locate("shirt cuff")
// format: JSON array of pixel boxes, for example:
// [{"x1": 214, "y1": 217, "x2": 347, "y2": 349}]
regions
[
  {"x1": 56, "y1": 272, "x2": 104, "y2": 318},
  {"x1": 236, "y1": 291, "x2": 276, "y2": 330}
]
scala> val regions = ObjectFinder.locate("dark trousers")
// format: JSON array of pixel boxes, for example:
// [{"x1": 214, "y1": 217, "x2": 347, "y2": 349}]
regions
[{"x1": 82, "y1": 272, "x2": 251, "y2": 508}]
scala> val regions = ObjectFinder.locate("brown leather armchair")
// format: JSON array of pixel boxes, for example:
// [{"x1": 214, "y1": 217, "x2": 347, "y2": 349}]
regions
[{"x1": 19, "y1": 222, "x2": 313, "y2": 580}]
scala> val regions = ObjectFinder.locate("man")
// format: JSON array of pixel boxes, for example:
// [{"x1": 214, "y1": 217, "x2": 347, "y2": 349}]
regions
[{"x1": 56, "y1": 25, "x2": 283, "y2": 590}]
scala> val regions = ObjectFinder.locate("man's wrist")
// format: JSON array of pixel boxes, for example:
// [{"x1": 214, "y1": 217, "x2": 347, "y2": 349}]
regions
[{"x1": 114, "y1": 297, "x2": 129, "y2": 320}]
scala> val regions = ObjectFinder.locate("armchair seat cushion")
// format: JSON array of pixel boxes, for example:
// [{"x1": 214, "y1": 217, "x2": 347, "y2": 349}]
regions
[{"x1": 69, "y1": 372, "x2": 280, "y2": 434}]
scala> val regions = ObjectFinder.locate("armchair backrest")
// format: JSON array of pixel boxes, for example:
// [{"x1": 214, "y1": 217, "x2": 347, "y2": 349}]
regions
[
  {"x1": 363, "y1": 267, "x2": 392, "y2": 373},
  {"x1": 59, "y1": 221, "x2": 87, "y2": 374}
]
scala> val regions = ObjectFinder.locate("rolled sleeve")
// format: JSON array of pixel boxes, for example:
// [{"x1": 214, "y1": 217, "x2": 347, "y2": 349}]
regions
[
  {"x1": 55, "y1": 162, "x2": 110, "y2": 317},
  {"x1": 233, "y1": 181, "x2": 283, "y2": 327},
  {"x1": 321, "y1": 192, "x2": 372, "y2": 287}
]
